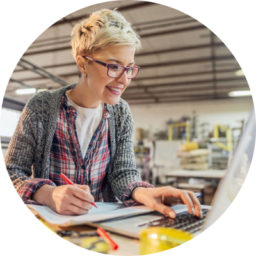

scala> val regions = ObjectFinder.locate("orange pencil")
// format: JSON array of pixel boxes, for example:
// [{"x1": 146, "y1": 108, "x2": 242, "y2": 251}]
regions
[
  {"x1": 59, "y1": 173, "x2": 97, "y2": 208},
  {"x1": 97, "y1": 227, "x2": 119, "y2": 250}
]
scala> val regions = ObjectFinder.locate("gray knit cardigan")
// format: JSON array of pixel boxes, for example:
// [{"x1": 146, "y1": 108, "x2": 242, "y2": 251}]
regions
[{"x1": 5, "y1": 84, "x2": 144, "y2": 202}]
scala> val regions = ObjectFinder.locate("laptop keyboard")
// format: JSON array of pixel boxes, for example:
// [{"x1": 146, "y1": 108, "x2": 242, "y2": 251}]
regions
[{"x1": 137, "y1": 208, "x2": 209, "y2": 234}]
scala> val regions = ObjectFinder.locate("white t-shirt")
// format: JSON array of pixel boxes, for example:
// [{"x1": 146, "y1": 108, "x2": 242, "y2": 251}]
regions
[{"x1": 66, "y1": 94, "x2": 103, "y2": 158}]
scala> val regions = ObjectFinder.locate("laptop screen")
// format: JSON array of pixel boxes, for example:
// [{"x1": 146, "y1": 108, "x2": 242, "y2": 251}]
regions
[{"x1": 204, "y1": 108, "x2": 256, "y2": 229}]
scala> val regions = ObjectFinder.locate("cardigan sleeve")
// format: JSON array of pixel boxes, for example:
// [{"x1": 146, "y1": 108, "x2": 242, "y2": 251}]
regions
[
  {"x1": 107, "y1": 100, "x2": 153, "y2": 204},
  {"x1": 5, "y1": 97, "x2": 55, "y2": 203}
]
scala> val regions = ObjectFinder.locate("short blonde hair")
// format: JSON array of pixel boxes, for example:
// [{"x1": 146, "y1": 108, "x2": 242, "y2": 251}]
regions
[{"x1": 71, "y1": 9, "x2": 141, "y2": 59}]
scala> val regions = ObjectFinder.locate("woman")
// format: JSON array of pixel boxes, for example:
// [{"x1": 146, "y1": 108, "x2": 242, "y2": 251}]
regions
[{"x1": 5, "y1": 9, "x2": 201, "y2": 218}]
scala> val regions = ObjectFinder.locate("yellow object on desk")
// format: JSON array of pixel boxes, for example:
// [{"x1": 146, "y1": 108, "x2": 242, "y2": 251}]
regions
[
  {"x1": 78, "y1": 236, "x2": 109, "y2": 253},
  {"x1": 57, "y1": 230, "x2": 110, "y2": 254},
  {"x1": 64, "y1": 234, "x2": 110, "y2": 254},
  {"x1": 180, "y1": 142, "x2": 199, "y2": 152},
  {"x1": 139, "y1": 227, "x2": 193, "y2": 255}
]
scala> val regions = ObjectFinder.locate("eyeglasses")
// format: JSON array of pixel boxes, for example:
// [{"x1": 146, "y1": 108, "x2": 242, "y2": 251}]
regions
[{"x1": 83, "y1": 56, "x2": 140, "y2": 79}]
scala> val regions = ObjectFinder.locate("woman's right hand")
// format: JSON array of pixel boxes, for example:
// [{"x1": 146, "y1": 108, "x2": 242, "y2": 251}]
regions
[{"x1": 33, "y1": 184, "x2": 95, "y2": 215}]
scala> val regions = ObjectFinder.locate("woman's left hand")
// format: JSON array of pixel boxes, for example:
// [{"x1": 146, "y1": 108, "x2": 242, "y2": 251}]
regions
[{"x1": 131, "y1": 186, "x2": 202, "y2": 218}]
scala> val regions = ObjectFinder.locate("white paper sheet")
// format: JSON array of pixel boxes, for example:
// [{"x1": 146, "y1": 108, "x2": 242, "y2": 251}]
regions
[{"x1": 28, "y1": 202, "x2": 154, "y2": 226}]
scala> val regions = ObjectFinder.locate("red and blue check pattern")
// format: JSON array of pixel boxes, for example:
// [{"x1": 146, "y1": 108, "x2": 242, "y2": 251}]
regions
[{"x1": 49, "y1": 95, "x2": 111, "y2": 201}]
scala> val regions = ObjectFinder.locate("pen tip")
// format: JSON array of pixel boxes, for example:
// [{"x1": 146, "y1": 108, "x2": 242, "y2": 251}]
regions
[{"x1": 91, "y1": 202, "x2": 97, "y2": 208}]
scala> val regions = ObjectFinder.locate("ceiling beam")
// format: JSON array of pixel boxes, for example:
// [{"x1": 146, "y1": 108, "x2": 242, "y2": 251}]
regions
[
  {"x1": 124, "y1": 84, "x2": 248, "y2": 98},
  {"x1": 126, "y1": 94, "x2": 250, "y2": 105},
  {"x1": 127, "y1": 77, "x2": 246, "y2": 91},
  {"x1": 135, "y1": 17, "x2": 196, "y2": 32},
  {"x1": 23, "y1": 46, "x2": 71, "y2": 56},
  {"x1": 136, "y1": 42, "x2": 224, "y2": 57},
  {"x1": 125, "y1": 94, "x2": 229, "y2": 102},
  {"x1": 140, "y1": 55, "x2": 234, "y2": 69},
  {"x1": 2, "y1": 97, "x2": 25, "y2": 111},
  {"x1": 18, "y1": 58, "x2": 68, "y2": 86},
  {"x1": 133, "y1": 67, "x2": 240, "y2": 81},
  {"x1": 139, "y1": 24, "x2": 206, "y2": 38},
  {"x1": 9, "y1": 78, "x2": 35, "y2": 88}
]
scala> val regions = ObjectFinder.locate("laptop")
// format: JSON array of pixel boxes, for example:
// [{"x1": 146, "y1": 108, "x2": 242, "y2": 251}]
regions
[{"x1": 90, "y1": 109, "x2": 255, "y2": 238}]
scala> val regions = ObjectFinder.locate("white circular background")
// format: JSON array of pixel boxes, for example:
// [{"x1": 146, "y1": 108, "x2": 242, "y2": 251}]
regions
[{"x1": 0, "y1": 1, "x2": 255, "y2": 255}]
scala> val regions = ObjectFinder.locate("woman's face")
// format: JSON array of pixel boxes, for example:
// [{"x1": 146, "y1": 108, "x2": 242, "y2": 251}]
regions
[{"x1": 83, "y1": 45, "x2": 136, "y2": 106}]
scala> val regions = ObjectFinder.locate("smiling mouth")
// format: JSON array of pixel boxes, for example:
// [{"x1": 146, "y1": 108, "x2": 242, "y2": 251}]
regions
[{"x1": 106, "y1": 86, "x2": 123, "y2": 95}]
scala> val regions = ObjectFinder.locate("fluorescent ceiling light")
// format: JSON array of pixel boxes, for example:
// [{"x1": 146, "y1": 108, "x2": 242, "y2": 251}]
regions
[
  {"x1": 235, "y1": 69, "x2": 244, "y2": 76},
  {"x1": 37, "y1": 88, "x2": 48, "y2": 93},
  {"x1": 228, "y1": 90, "x2": 251, "y2": 97},
  {"x1": 15, "y1": 88, "x2": 36, "y2": 95}
]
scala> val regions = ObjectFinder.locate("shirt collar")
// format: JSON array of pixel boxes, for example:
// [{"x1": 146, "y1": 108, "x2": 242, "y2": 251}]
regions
[
  {"x1": 103, "y1": 104, "x2": 110, "y2": 119},
  {"x1": 62, "y1": 94, "x2": 110, "y2": 119}
]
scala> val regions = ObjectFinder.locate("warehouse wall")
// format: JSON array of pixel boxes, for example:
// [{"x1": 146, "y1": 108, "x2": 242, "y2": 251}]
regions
[
  {"x1": 130, "y1": 98, "x2": 254, "y2": 140},
  {"x1": 0, "y1": 108, "x2": 20, "y2": 137},
  {"x1": 0, "y1": 97, "x2": 253, "y2": 140}
]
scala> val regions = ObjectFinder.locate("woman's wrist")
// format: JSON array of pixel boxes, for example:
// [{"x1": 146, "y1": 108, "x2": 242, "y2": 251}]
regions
[
  {"x1": 32, "y1": 184, "x2": 55, "y2": 206},
  {"x1": 131, "y1": 187, "x2": 146, "y2": 202}
]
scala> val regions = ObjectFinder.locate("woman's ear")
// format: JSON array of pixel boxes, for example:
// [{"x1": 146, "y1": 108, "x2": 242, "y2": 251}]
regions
[{"x1": 76, "y1": 55, "x2": 87, "y2": 75}]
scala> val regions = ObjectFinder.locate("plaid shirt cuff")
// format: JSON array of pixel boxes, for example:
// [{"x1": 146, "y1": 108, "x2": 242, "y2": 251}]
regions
[
  {"x1": 121, "y1": 181, "x2": 154, "y2": 207},
  {"x1": 17, "y1": 178, "x2": 56, "y2": 205}
]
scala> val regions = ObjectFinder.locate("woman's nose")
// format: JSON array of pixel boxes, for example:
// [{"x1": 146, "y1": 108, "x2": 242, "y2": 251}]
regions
[{"x1": 116, "y1": 70, "x2": 130, "y2": 86}]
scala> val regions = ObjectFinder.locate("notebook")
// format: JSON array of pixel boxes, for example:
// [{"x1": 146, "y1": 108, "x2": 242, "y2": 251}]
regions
[
  {"x1": 28, "y1": 202, "x2": 154, "y2": 227},
  {"x1": 90, "y1": 109, "x2": 255, "y2": 238}
]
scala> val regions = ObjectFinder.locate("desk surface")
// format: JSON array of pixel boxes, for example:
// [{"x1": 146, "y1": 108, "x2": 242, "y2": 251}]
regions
[
  {"x1": 30, "y1": 207, "x2": 139, "y2": 255},
  {"x1": 44, "y1": 221, "x2": 139, "y2": 255},
  {"x1": 165, "y1": 169, "x2": 226, "y2": 179}
]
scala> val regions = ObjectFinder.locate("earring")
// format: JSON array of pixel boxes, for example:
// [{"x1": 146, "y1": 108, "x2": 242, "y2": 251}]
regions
[{"x1": 83, "y1": 73, "x2": 87, "y2": 78}]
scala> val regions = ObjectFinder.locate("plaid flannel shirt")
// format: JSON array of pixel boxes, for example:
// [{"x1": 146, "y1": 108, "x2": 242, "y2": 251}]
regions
[{"x1": 17, "y1": 95, "x2": 152, "y2": 205}]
